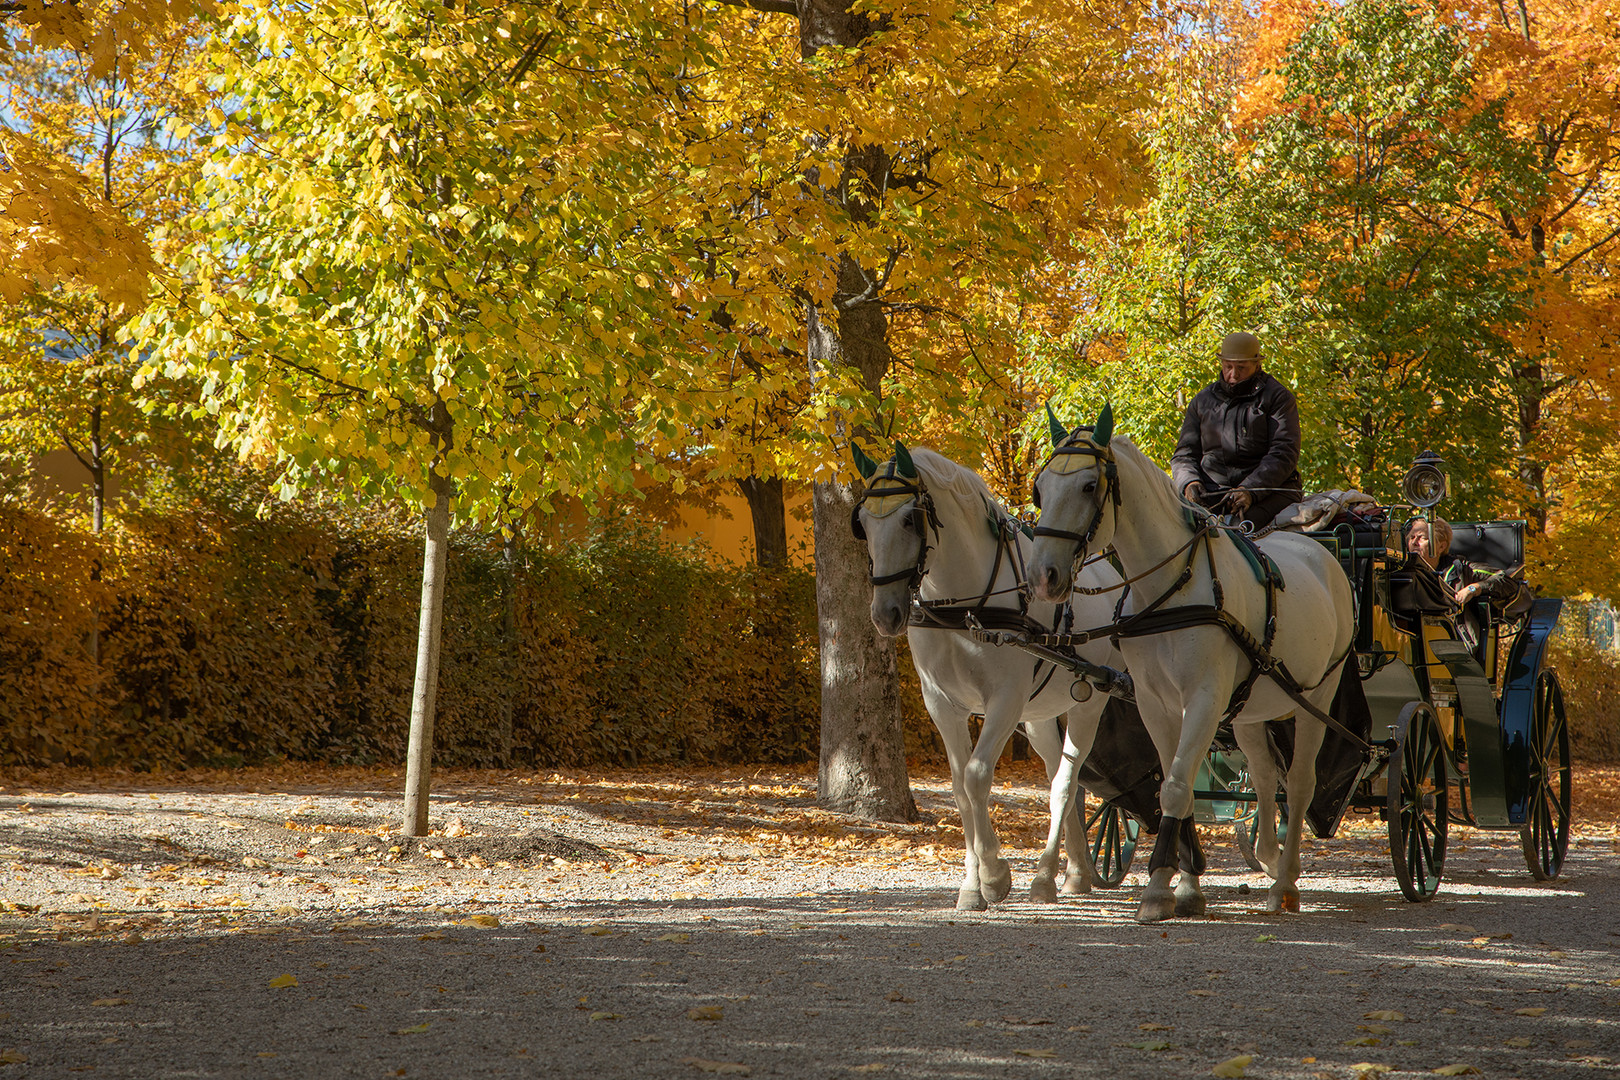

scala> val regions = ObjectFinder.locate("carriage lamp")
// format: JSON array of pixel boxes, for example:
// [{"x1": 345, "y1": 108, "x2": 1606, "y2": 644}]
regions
[{"x1": 1402, "y1": 450, "x2": 1449, "y2": 508}]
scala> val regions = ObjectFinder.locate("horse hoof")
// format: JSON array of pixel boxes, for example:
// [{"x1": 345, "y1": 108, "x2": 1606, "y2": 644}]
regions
[
  {"x1": 1061, "y1": 873, "x2": 1090, "y2": 897},
  {"x1": 1267, "y1": 885, "x2": 1301, "y2": 913},
  {"x1": 1029, "y1": 878, "x2": 1059, "y2": 904},
  {"x1": 956, "y1": 888, "x2": 989, "y2": 912},
  {"x1": 979, "y1": 861, "x2": 1013, "y2": 905},
  {"x1": 1137, "y1": 891, "x2": 1176, "y2": 924},
  {"x1": 1173, "y1": 892, "x2": 1207, "y2": 918}
]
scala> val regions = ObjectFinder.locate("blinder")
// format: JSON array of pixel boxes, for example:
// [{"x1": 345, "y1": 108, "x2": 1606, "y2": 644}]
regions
[
  {"x1": 1030, "y1": 430, "x2": 1121, "y2": 558},
  {"x1": 849, "y1": 465, "x2": 941, "y2": 590}
]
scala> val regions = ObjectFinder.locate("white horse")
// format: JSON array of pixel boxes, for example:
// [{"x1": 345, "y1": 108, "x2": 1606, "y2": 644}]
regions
[
  {"x1": 1027, "y1": 406, "x2": 1356, "y2": 922},
  {"x1": 851, "y1": 441, "x2": 1132, "y2": 910}
]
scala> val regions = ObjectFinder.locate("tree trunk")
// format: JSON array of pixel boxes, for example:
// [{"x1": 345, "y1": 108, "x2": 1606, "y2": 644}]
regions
[
  {"x1": 812, "y1": 476, "x2": 918, "y2": 821},
  {"x1": 794, "y1": 0, "x2": 915, "y2": 821},
  {"x1": 738, "y1": 474, "x2": 788, "y2": 568},
  {"x1": 402, "y1": 435, "x2": 455, "y2": 836}
]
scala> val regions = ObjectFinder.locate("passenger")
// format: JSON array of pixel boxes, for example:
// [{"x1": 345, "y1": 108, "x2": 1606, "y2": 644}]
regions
[
  {"x1": 1171, "y1": 331, "x2": 1303, "y2": 529},
  {"x1": 1406, "y1": 517, "x2": 1534, "y2": 628}
]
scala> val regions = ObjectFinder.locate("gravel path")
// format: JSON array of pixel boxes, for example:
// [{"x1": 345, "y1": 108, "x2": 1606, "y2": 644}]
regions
[{"x1": 2, "y1": 766, "x2": 1618, "y2": 1079}]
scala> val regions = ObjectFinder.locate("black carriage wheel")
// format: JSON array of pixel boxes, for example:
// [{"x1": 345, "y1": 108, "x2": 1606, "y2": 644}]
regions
[
  {"x1": 1085, "y1": 798, "x2": 1139, "y2": 888},
  {"x1": 1388, "y1": 702, "x2": 1449, "y2": 903},
  {"x1": 1234, "y1": 800, "x2": 1288, "y2": 874},
  {"x1": 1520, "y1": 670, "x2": 1571, "y2": 882}
]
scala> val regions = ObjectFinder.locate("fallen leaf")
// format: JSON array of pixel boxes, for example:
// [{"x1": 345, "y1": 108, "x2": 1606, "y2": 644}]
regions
[
  {"x1": 1015, "y1": 1049, "x2": 1058, "y2": 1059},
  {"x1": 418, "y1": 931, "x2": 444, "y2": 941},
  {"x1": 91, "y1": 998, "x2": 129, "y2": 1007},
  {"x1": 256, "y1": 1052, "x2": 277, "y2": 1059},
  {"x1": 332, "y1": 918, "x2": 370, "y2": 931},
  {"x1": 681, "y1": 1058, "x2": 749, "y2": 1075},
  {"x1": 1324, "y1": 970, "x2": 1352, "y2": 975},
  {"x1": 885, "y1": 992, "x2": 914, "y2": 1003},
  {"x1": 688, "y1": 1006, "x2": 723, "y2": 1022},
  {"x1": 1213, "y1": 1054, "x2": 1253, "y2": 1078},
  {"x1": 1432, "y1": 1065, "x2": 1479, "y2": 1076},
  {"x1": 0, "y1": 1051, "x2": 24, "y2": 1065},
  {"x1": 274, "y1": 906, "x2": 300, "y2": 917},
  {"x1": 1127, "y1": 1040, "x2": 1171, "y2": 1051},
  {"x1": 242, "y1": 857, "x2": 270, "y2": 869},
  {"x1": 1345, "y1": 1037, "x2": 1382, "y2": 1047},
  {"x1": 656, "y1": 933, "x2": 691, "y2": 944},
  {"x1": 268, "y1": 975, "x2": 297, "y2": 989},
  {"x1": 1514, "y1": 1007, "x2": 1547, "y2": 1017},
  {"x1": 589, "y1": 1012, "x2": 622, "y2": 1022},
  {"x1": 1504, "y1": 1037, "x2": 1532, "y2": 1048},
  {"x1": 395, "y1": 1022, "x2": 431, "y2": 1034},
  {"x1": 1351, "y1": 1066, "x2": 1391, "y2": 1078},
  {"x1": 1254, "y1": 934, "x2": 1277, "y2": 942},
  {"x1": 462, "y1": 914, "x2": 500, "y2": 929}
]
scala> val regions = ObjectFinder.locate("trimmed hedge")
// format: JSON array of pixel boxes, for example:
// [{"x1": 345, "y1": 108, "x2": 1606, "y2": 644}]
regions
[{"x1": 0, "y1": 475, "x2": 854, "y2": 769}]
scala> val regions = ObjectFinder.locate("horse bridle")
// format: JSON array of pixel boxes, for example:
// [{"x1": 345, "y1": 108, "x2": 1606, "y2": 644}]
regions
[
  {"x1": 1031, "y1": 430, "x2": 1122, "y2": 569},
  {"x1": 850, "y1": 465, "x2": 942, "y2": 589}
]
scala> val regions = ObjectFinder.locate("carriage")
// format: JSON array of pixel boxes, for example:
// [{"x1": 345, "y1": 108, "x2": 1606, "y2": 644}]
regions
[{"x1": 1002, "y1": 453, "x2": 1572, "y2": 903}]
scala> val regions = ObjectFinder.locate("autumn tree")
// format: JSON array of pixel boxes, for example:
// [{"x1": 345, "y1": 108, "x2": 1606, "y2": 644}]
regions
[
  {"x1": 659, "y1": 0, "x2": 1150, "y2": 818},
  {"x1": 0, "y1": 12, "x2": 208, "y2": 534},
  {"x1": 134, "y1": 0, "x2": 716, "y2": 833},
  {"x1": 0, "y1": 0, "x2": 204, "y2": 308}
]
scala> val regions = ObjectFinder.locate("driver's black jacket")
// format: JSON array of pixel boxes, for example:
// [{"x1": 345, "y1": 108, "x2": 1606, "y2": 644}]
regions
[{"x1": 1169, "y1": 370, "x2": 1302, "y2": 502}]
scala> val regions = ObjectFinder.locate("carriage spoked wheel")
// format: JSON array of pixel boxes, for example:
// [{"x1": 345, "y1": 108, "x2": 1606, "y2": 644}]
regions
[
  {"x1": 1084, "y1": 798, "x2": 1139, "y2": 888},
  {"x1": 1520, "y1": 670, "x2": 1571, "y2": 882},
  {"x1": 1234, "y1": 799, "x2": 1288, "y2": 874},
  {"x1": 1389, "y1": 701, "x2": 1449, "y2": 902}
]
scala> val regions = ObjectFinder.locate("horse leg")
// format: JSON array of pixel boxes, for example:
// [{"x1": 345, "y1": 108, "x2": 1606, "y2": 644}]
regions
[
  {"x1": 1233, "y1": 722, "x2": 1284, "y2": 879},
  {"x1": 1140, "y1": 697, "x2": 1221, "y2": 924},
  {"x1": 1270, "y1": 717, "x2": 1325, "y2": 914},
  {"x1": 931, "y1": 705, "x2": 987, "y2": 911},
  {"x1": 964, "y1": 703, "x2": 1023, "y2": 906},
  {"x1": 1024, "y1": 716, "x2": 1089, "y2": 901}
]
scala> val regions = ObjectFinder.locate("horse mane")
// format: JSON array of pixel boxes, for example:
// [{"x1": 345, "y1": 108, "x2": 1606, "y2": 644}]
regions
[
  {"x1": 906, "y1": 447, "x2": 1009, "y2": 523},
  {"x1": 1107, "y1": 436, "x2": 1187, "y2": 526}
]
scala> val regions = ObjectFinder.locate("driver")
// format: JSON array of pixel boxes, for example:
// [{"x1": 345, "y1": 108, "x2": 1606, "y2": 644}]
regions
[{"x1": 1171, "y1": 331, "x2": 1303, "y2": 529}]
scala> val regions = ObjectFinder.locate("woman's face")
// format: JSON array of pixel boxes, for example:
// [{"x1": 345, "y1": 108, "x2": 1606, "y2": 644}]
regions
[{"x1": 1408, "y1": 521, "x2": 1437, "y2": 568}]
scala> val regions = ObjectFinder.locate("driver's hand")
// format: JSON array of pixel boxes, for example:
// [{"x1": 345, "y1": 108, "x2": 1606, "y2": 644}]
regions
[
  {"x1": 1184, "y1": 481, "x2": 1205, "y2": 503},
  {"x1": 1226, "y1": 488, "x2": 1254, "y2": 513}
]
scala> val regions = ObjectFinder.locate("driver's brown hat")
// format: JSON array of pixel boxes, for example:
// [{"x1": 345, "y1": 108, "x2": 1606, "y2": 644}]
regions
[{"x1": 1218, "y1": 331, "x2": 1262, "y2": 361}]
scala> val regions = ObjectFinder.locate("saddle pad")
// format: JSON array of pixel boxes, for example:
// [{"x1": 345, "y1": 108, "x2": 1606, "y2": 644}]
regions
[{"x1": 1228, "y1": 529, "x2": 1285, "y2": 591}]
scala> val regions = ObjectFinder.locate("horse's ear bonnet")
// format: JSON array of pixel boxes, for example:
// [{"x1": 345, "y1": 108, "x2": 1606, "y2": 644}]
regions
[
  {"x1": 1091, "y1": 402, "x2": 1114, "y2": 448},
  {"x1": 894, "y1": 441, "x2": 917, "y2": 479},
  {"x1": 852, "y1": 442, "x2": 879, "y2": 480},
  {"x1": 1045, "y1": 402, "x2": 1068, "y2": 447}
]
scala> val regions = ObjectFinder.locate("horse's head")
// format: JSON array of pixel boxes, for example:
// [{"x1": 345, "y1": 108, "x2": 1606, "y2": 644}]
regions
[
  {"x1": 1030, "y1": 402, "x2": 1118, "y2": 602},
  {"x1": 850, "y1": 441, "x2": 937, "y2": 637}
]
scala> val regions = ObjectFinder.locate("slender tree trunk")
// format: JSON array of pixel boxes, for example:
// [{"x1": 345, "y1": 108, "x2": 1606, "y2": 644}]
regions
[
  {"x1": 88, "y1": 395, "x2": 104, "y2": 666},
  {"x1": 403, "y1": 419, "x2": 455, "y2": 836},
  {"x1": 498, "y1": 523, "x2": 519, "y2": 767},
  {"x1": 738, "y1": 475, "x2": 788, "y2": 568}
]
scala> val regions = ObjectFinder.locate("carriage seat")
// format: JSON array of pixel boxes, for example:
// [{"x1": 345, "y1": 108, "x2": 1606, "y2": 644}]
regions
[{"x1": 1446, "y1": 520, "x2": 1525, "y2": 574}]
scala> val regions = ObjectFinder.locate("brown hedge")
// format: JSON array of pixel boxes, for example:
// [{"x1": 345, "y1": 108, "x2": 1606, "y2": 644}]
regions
[{"x1": 1, "y1": 481, "x2": 877, "y2": 769}]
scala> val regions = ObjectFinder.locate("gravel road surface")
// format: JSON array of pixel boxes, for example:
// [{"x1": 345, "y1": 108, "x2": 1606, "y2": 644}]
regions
[{"x1": 2, "y1": 766, "x2": 1618, "y2": 1080}]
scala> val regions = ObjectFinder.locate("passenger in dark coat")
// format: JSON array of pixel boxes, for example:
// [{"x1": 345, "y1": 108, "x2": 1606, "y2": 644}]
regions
[{"x1": 1170, "y1": 331, "x2": 1303, "y2": 528}]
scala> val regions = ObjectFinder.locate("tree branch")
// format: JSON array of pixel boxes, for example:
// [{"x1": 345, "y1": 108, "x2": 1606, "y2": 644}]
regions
[{"x1": 707, "y1": 0, "x2": 798, "y2": 14}]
